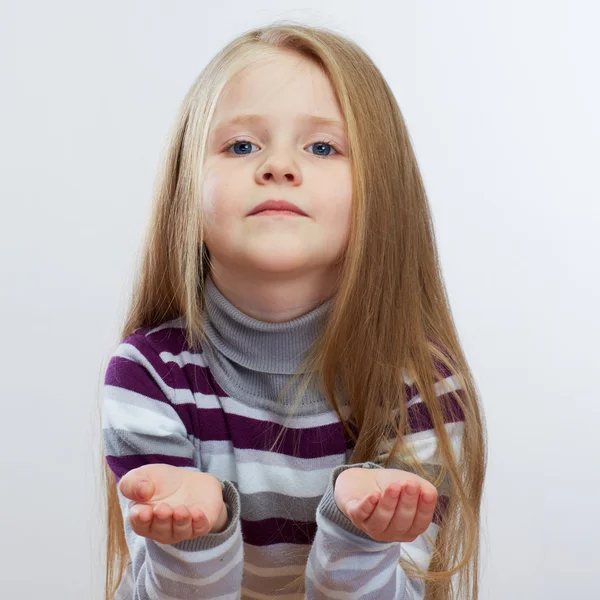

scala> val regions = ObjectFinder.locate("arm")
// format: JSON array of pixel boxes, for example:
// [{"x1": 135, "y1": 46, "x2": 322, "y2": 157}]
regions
[
  {"x1": 102, "y1": 331, "x2": 243, "y2": 599},
  {"x1": 306, "y1": 372, "x2": 464, "y2": 599},
  {"x1": 305, "y1": 462, "x2": 437, "y2": 600}
]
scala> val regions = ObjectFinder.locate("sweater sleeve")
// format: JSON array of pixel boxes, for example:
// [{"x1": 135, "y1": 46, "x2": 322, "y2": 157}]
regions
[
  {"x1": 305, "y1": 462, "x2": 438, "y2": 600},
  {"x1": 102, "y1": 331, "x2": 244, "y2": 599},
  {"x1": 305, "y1": 372, "x2": 465, "y2": 599}
]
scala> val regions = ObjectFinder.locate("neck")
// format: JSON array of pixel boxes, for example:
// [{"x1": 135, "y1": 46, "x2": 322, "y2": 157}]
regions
[
  {"x1": 201, "y1": 271, "x2": 335, "y2": 376},
  {"x1": 206, "y1": 261, "x2": 339, "y2": 323}
]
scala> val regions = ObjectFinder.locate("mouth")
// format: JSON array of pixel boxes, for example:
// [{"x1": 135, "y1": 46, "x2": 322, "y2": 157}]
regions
[
  {"x1": 250, "y1": 209, "x2": 306, "y2": 217},
  {"x1": 247, "y1": 199, "x2": 308, "y2": 217}
]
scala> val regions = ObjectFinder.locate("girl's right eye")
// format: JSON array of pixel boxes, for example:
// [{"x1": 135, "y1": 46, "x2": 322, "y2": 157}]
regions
[{"x1": 226, "y1": 140, "x2": 258, "y2": 156}]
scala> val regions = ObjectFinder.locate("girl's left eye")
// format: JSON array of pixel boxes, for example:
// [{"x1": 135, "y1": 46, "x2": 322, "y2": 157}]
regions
[{"x1": 225, "y1": 139, "x2": 340, "y2": 158}]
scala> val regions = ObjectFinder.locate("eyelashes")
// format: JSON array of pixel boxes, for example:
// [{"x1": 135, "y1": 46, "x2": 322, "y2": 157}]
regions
[{"x1": 224, "y1": 138, "x2": 342, "y2": 158}]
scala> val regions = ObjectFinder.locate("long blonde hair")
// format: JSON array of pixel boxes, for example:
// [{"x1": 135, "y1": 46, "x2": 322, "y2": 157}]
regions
[{"x1": 101, "y1": 21, "x2": 487, "y2": 600}]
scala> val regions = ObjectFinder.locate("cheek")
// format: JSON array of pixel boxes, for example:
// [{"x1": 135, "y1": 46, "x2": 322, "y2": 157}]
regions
[
  {"x1": 201, "y1": 170, "x2": 222, "y2": 221},
  {"x1": 328, "y1": 179, "x2": 353, "y2": 230},
  {"x1": 202, "y1": 165, "x2": 239, "y2": 229}
]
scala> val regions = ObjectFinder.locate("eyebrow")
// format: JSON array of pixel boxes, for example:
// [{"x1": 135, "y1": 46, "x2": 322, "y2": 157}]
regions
[{"x1": 212, "y1": 113, "x2": 346, "y2": 134}]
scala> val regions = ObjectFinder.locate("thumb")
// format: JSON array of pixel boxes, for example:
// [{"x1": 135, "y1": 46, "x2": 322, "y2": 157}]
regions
[
  {"x1": 119, "y1": 473, "x2": 155, "y2": 502},
  {"x1": 346, "y1": 499, "x2": 360, "y2": 512}
]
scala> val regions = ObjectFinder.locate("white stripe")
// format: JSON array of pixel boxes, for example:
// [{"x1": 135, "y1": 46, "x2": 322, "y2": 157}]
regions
[
  {"x1": 399, "y1": 521, "x2": 439, "y2": 572},
  {"x1": 160, "y1": 349, "x2": 351, "y2": 427},
  {"x1": 161, "y1": 349, "x2": 208, "y2": 368},
  {"x1": 242, "y1": 588, "x2": 304, "y2": 600},
  {"x1": 152, "y1": 543, "x2": 243, "y2": 586},
  {"x1": 315, "y1": 512, "x2": 396, "y2": 552},
  {"x1": 203, "y1": 455, "x2": 334, "y2": 497},
  {"x1": 312, "y1": 534, "x2": 394, "y2": 572},
  {"x1": 130, "y1": 532, "x2": 145, "y2": 557},
  {"x1": 202, "y1": 442, "x2": 348, "y2": 471},
  {"x1": 406, "y1": 374, "x2": 462, "y2": 408},
  {"x1": 147, "y1": 318, "x2": 185, "y2": 335},
  {"x1": 376, "y1": 421, "x2": 464, "y2": 466},
  {"x1": 103, "y1": 383, "x2": 180, "y2": 420},
  {"x1": 305, "y1": 558, "x2": 404, "y2": 599},
  {"x1": 244, "y1": 561, "x2": 305, "y2": 577},
  {"x1": 113, "y1": 342, "x2": 175, "y2": 400},
  {"x1": 144, "y1": 567, "x2": 240, "y2": 600},
  {"x1": 197, "y1": 392, "x2": 350, "y2": 427},
  {"x1": 102, "y1": 394, "x2": 186, "y2": 437},
  {"x1": 154, "y1": 521, "x2": 242, "y2": 563}
]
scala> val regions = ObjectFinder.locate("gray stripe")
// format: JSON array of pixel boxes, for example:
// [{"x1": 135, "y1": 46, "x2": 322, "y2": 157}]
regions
[
  {"x1": 240, "y1": 490, "x2": 321, "y2": 522},
  {"x1": 200, "y1": 440, "x2": 352, "y2": 470},
  {"x1": 244, "y1": 542, "x2": 310, "y2": 569},
  {"x1": 103, "y1": 427, "x2": 194, "y2": 460},
  {"x1": 242, "y1": 569, "x2": 305, "y2": 596}
]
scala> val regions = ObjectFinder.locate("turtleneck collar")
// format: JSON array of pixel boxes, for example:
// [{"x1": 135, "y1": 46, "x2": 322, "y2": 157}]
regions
[{"x1": 201, "y1": 273, "x2": 334, "y2": 375}]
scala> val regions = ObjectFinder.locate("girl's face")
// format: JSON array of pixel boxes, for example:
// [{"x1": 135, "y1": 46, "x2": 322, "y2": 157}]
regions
[{"x1": 202, "y1": 51, "x2": 352, "y2": 287}]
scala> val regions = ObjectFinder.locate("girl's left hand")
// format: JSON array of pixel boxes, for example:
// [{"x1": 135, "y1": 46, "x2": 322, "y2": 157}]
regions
[{"x1": 333, "y1": 467, "x2": 439, "y2": 543}]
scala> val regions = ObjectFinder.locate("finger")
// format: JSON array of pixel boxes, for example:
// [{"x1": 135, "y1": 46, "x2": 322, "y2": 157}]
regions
[
  {"x1": 129, "y1": 503, "x2": 154, "y2": 537},
  {"x1": 190, "y1": 507, "x2": 211, "y2": 537},
  {"x1": 171, "y1": 505, "x2": 193, "y2": 541},
  {"x1": 149, "y1": 502, "x2": 174, "y2": 542},
  {"x1": 402, "y1": 488, "x2": 438, "y2": 540},
  {"x1": 388, "y1": 481, "x2": 421, "y2": 536},
  {"x1": 345, "y1": 493, "x2": 381, "y2": 526},
  {"x1": 363, "y1": 483, "x2": 404, "y2": 535},
  {"x1": 119, "y1": 473, "x2": 155, "y2": 503}
]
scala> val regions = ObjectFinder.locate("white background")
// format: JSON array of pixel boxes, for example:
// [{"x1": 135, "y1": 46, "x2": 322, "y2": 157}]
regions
[{"x1": 1, "y1": 1, "x2": 598, "y2": 598}]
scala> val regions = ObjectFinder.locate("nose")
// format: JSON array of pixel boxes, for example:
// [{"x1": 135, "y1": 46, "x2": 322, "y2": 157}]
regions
[{"x1": 255, "y1": 151, "x2": 302, "y2": 185}]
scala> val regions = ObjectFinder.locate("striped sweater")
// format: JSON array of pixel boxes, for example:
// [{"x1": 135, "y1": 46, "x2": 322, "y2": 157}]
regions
[{"x1": 102, "y1": 274, "x2": 465, "y2": 599}]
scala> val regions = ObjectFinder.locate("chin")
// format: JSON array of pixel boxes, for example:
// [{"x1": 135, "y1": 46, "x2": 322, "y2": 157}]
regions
[
  {"x1": 240, "y1": 242, "x2": 311, "y2": 270},
  {"x1": 248, "y1": 256, "x2": 311, "y2": 274}
]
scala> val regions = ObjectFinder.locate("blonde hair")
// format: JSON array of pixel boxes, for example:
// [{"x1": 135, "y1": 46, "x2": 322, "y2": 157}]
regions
[{"x1": 102, "y1": 21, "x2": 487, "y2": 600}]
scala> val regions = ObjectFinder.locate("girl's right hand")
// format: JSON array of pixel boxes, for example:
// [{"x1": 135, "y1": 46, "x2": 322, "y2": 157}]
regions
[{"x1": 118, "y1": 464, "x2": 228, "y2": 545}]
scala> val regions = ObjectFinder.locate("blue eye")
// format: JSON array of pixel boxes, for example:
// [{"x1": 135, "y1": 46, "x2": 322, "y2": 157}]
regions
[
  {"x1": 227, "y1": 141, "x2": 257, "y2": 155},
  {"x1": 225, "y1": 140, "x2": 340, "y2": 158},
  {"x1": 307, "y1": 142, "x2": 338, "y2": 157}
]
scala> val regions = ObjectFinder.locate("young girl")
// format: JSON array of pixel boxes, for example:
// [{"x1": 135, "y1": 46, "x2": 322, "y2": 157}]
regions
[{"x1": 101, "y1": 22, "x2": 487, "y2": 600}]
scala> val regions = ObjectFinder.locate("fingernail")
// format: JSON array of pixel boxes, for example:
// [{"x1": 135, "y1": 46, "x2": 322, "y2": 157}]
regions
[{"x1": 137, "y1": 482, "x2": 150, "y2": 497}]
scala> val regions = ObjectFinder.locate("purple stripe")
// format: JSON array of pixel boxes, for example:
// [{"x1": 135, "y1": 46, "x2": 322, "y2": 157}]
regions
[
  {"x1": 145, "y1": 325, "x2": 192, "y2": 356},
  {"x1": 434, "y1": 359, "x2": 453, "y2": 379},
  {"x1": 105, "y1": 356, "x2": 168, "y2": 403},
  {"x1": 157, "y1": 360, "x2": 227, "y2": 397},
  {"x1": 202, "y1": 362, "x2": 229, "y2": 396},
  {"x1": 118, "y1": 332, "x2": 177, "y2": 389},
  {"x1": 173, "y1": 361, "x2": 228, "y2": 397},
  {"x1": 405, "y1": 382, "x2": 420, "y2": 402},
  {"x1": 242, "y1": 517, "x2": 316, "y2": 546},
  {"x1": 433, "y1": 494, "x2": 449, "y2": 526},
  {"x1": 198, "y1": 410, "x2": 348, "y2": 459},
  {"x1": 106, "y1": 454, "x2": 195, "y2": 482},
  {"x1": 407, "y1": 389, "x2": 465, "y2": 433}
]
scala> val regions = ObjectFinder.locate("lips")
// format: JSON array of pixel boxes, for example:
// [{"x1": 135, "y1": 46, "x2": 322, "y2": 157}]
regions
[{"x1": 248, "y1": 199, "x2": 308, "y2": 216}]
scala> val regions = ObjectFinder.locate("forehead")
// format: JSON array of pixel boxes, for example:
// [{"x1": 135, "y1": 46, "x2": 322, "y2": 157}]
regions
[{"x1": 211, "y1": 52, "x2": 344, "y2": 128}]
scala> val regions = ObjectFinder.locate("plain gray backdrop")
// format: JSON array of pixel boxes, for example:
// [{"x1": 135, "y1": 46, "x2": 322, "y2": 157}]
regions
[{"x1": 1, "y1": 1, "x2": 598, "y2": 598}]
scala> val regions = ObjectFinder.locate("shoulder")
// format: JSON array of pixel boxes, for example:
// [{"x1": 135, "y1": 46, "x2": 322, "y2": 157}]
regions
[
  {"x1": 105, "y1": 317, "x2": 193, "y2": 393},
  {"x1": 126, "y1": 316, "x2": 192, "y2": 357},
  {"x1": 402, "y1": 341, "x2": 467, "y2": 430}
]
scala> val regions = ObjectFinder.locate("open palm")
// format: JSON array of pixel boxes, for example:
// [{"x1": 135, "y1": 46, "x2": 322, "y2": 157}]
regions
[
  {"x1": 119, "y1": 463, "x2": 227, "y2": 544},
  {"x1": 334, "y1": 467, "x2": 439, "y2": 543}
]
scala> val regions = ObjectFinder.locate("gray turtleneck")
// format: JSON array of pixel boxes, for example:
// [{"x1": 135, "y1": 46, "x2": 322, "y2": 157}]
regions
[{"x1": 200, "y1": 272, "x2": 337, "y2": 414}]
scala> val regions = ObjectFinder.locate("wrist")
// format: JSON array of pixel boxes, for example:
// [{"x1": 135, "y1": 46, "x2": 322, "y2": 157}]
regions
[{"x1": 210, "y1": 502, "x2": 229, "y2": 533}]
